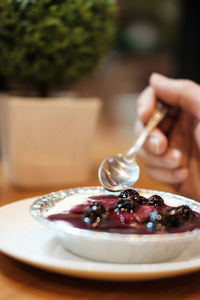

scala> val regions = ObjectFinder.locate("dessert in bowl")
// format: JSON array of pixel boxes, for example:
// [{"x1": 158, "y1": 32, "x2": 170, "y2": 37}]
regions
[{"x1": 30, "y1": 187, "x2": 200, "y2": 264}]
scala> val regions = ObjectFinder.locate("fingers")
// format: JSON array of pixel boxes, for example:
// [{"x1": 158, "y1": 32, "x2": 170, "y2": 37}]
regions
[
  {"x1": 144, "y1": 166, "x2": 188, "y2": 185},
  {"x1": 134, "y1": 120, "x2": 168, "y2": 155},
  {"x1": 139, "y1": 148, "x2": 183, "y2": 169},
  {"x1": 194, "y1": 120, "x2": 200, "y2": 151},
  {"x1": 145, "y1": 129, "x2": 168, "y2": 155},
  {"x1": 135, "y1": 120, "x2": 187, "y2": 184},
  {"x1": 134, "y1": 74, "x2": 197, "y2": 185},
  {"x1": 136, "y1": 86, "x2": 156, "y2": 124},
  {"x1": 150, "y1": 73, "x2": 200, "y2": 119}
]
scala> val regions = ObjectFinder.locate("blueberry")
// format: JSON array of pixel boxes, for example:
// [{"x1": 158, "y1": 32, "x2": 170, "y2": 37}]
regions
[
  {"x1": 90, "y1": 202, "x2": 106, "y2": 214},
  {"x1": 175, "y1": 205, "x2": 196, "y2": 221},
  {"x1": 83, "y1": 211, "x2": 101, "y2": 226},
  {"x1": 146, "y1": 210, "x2": 168, "y2": 232},
  {"x1": 118, "y1": 189, "x2": 149, "y2": 207},
  {"x1": 147, "y1": 195, "x2": 164, "y2": 207},
  {"x1": 114, "y1": 198, "x2": 139, "y2": 213},
  {"x1": 149, "y1": 210, "x2": 163, "y2": 222},
  {"x1": 166, "y1": 205, "x2": 196, "y2": 227},
  {"x1": 118, "y1": 189, "x2": 141, "y2": 207},
  {"x1": 118, "y1": 189, "x2": 139, "y2": 200},
  {"x1": 83, "y1": 202, "x2": 106, "y2": 227},
  {"x1": 137, "y1": 196, "x2": 148, "y2": 205},
  {"x1": 146, "y1": 221, "x2": 167, "y2": 232}
]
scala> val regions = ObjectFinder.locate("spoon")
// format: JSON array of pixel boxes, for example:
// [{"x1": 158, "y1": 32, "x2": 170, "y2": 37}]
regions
[{"x1": 98, "y1": 102, "x2": 168, "y2": 192}]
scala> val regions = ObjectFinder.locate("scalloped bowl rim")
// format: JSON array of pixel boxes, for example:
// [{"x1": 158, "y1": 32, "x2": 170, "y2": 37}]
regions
[{"x1": 30, "y1": 186, "x2": 200, "y2": 243}]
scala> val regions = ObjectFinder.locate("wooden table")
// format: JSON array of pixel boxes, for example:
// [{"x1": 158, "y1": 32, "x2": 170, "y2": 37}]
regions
[{"x1": 1, "y1": 127, "x2": 200, "y2": 300}]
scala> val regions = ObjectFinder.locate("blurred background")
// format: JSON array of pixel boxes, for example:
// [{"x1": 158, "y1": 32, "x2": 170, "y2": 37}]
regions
[
  {"x1": 0, "y1": 0, "x2": 200, "y2": 190},
  {"x1": 73, "y1": 0, "x2": 200, "y2": 137},
  {"x1": 1, "y1": 0, "x2": 200, "y2": 138}
]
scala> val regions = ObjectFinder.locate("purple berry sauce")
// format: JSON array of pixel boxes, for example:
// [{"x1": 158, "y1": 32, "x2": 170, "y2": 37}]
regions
[{"x1": 47, "y1": 192, "x2": 200, "y2": 234}]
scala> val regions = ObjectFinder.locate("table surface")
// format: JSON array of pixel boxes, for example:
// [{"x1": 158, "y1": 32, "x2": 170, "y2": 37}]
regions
[{"x1": 1, "y1": 127, "x2": 199, "y2": 300}]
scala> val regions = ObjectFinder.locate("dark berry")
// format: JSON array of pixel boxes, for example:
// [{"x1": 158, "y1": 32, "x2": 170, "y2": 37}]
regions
[
  {"x1": 166, "y1": 205, "x2": 196, "y2": 227},
  {"x1": 118, "y1": 189, "x2": 141, "y2": 207},
  {"x1": 114, "y1": 198, "x2": 139, "y2": 213},
  {"x1": 83, "y1": 211, "x2": 101, "y2": 226},
  {"x1": 146, "y1": 221, "x2": 167, "y2": 232},
  {"x1": 149, "y1": 210, "x2": 163, "y2": 222},
  {"x1": 175, "y1": 205, "x2": 196, "y2": 221},
  {"x1": 137, "y1": 196, "x2": 148, "y2": 205},
  {"x1": 146, "y1": 210, "x2": 168, "y2": 232},
  {"x1": 118, "y1": 189, "x2": 139, "y2": 200},
  {"x1": 90, "y1": 202, "x2": 106, "y2": 214},
  {"x1": 147, "y1": 195, "x2": 164, "y2": 207},
  {"x1": 83, "y1": 202, "x2": 106, "y2": 227}
]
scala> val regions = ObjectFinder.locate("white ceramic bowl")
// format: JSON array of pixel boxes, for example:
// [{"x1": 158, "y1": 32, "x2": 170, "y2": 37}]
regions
[{"x1": 30, "y1": 187, "x2": 200, "y2": 264}]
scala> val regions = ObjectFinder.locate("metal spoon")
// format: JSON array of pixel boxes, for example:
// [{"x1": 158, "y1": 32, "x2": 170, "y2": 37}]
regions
[{"x1": 98, "y1": 102, "x2": 168, "y2": 192}]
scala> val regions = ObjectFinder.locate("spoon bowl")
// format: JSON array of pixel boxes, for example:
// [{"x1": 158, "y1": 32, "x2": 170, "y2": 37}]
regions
[
  {"x1": 98, "y1": 155, "x2": 140, "y2": 192},
  {"x1": 98, "y1": 102, "x2": 169, "y2": 192}
]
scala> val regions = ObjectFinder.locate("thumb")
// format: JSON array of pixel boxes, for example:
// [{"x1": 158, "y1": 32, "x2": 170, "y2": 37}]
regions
[
  {"x1": 150, "y1": 73, "x2": 200, "y2": 120},
  {"x1": 194, "y1": 121, "x2": 200, "y2": 151}
]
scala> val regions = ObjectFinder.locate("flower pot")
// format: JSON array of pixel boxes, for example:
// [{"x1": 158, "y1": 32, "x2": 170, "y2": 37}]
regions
[{"x1": 0, "y1": 95, "x2": 101, "y2": 188}]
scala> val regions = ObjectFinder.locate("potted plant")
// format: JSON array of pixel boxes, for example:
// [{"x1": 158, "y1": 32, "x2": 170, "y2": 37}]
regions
[{"x1": 0, "y1": 0, "x2": 117, "y2": 187}]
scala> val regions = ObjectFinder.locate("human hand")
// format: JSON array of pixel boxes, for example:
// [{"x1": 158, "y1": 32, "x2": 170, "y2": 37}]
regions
[{"x1": 135, "y1": 73, "x2": 200, "y2": 201}]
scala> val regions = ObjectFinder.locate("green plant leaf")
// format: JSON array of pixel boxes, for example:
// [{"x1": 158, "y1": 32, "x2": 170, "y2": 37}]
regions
[{"x1": 0, "y1": 0, "x2": 117, "y2": 94}]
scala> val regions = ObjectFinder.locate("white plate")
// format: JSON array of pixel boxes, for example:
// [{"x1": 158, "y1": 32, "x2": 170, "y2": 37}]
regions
[
  {"x1": 30, "y1": 187, "x2": 200, "y2": 264},
  {"x1": 1, "y1": 197, "x2": 200, "y2": 281}
]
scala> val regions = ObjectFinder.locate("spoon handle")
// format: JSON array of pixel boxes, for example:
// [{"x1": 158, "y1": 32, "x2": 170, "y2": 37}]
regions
[{"x1": 125, "y1": 102, "x2": 168, "y2": 158}]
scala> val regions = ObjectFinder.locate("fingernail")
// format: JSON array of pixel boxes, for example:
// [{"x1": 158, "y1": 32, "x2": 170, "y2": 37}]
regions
[
  {"x1": 164, "y1": 149, "x2": 181, "y2": 167},
  {"x1": 172, "y1": 149, "x2": 181, "y2": 160},
  {"x1": 148, "y1": 135, "x2": 160, "y2": 154},
  {"x1": 174, "y1": 168, "x2": 188, "y2": 181},
  {"x1": 137, "y1": 104, "x2": 146, "y2": 118},
  {"x1": 150, "y1": 73, "x2": 167, "y2": 86}
]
